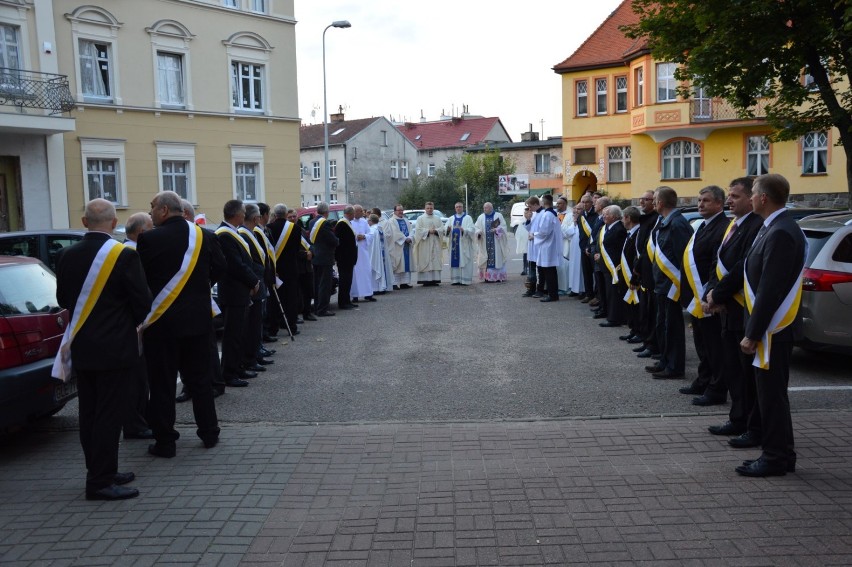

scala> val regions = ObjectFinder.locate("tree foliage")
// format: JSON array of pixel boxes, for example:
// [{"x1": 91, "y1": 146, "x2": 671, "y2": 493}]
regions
[
  {"x1": 456, "y1": 150, "x2": 516, "y2": 215},
  {"x1": 622, "y1": 0, "x2": 852, "y2": 204}
]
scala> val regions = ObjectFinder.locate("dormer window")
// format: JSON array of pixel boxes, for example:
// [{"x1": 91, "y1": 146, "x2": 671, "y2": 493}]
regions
[{"x1": 460, "y1": 132, "x2": 471, "y2": 141}]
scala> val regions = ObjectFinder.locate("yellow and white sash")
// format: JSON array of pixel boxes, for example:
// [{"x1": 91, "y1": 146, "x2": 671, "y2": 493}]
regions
[
  {"x1": 141, "y1": 221, "x2": 203, "y2": 331},
  {"x1": 309, "y1": 217, "x2": 326, "y2": 243},
  {"x1": 621, "y1": 248, "x2": 639, "y2": 304},
  {"x1": 51, "y1": 239, "x2": 124, "y2": 382},
  {"x1": 255, "y1": 226, "x2": 276, "y2": 270},
  {"x1": 598, "y1": 226, "x2": 619, "y2": 284},
  {"x1": 579, "y1": 215, "x2": 592, "y2": 238},
  {"x1": 682, "y1": 233, "x2": 706, "y2": 318},
  {"x1": 301, "y1": 235, "x2": 311, "y2": 251},
  {"x1": 274, "y1": 220, "x2": 296, "y2": 260},
  {"x1": 239, "y1": 226, "x2": 266, "y2": 264},
  {"x1": 715, "y1": 220, "x2": 745, "y2": 306},
  {"x1": 743, "y1": 254, "x2": 805, "y2": 370},
  {"x1": 215, "y1": 225, "x2": 251, "y2": 255},
  {"x1": 654, "y1": 245, "x2": 681, "y2": 301}
]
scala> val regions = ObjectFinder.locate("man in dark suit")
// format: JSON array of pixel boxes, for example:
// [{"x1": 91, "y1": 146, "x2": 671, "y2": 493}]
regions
[
  {"x1": 735, "y1": 174, "x2": 806, "y2": 477},
  {"x1": 589, "y1": 197, "x2": 610, "y2": 317},
  {"x1": 633, "y1": 191, "x2": 660, "y2": 358},
  {"x1": 704, "y1": 177, "x2": 763, "y2": 440},
  {"x1": 216, "y1": 200, "x2": 260, "y2": 388},
  {"x1": 597, "y1": 204, "x2": 627, "y2": 327},
  {"x1": 309, "y1": 202, "x2": 339, "y2": 316},
  {"x1": 620, "y1": 206, "x2": 643, "y2": 342},
  {"x1": 679, "y1": 186, "x2": 730, "y2": 406},
  {"x1": 287, "y1": 207, "x2": 317, "y2": 321},
  {"x1": 646, "y1": 186, "x2": 693, "y2": 379},
  {"x1": 577, "y1": 193, "x2": 597, "y2": 303},
  {"x1": 137, "y1": 191, "x2": 226, "y2": 457},
  {"x1": 55, "y1": 198, "x2": 152, "y2": 500},
  {"x1": 268, "y1": 204, "x2": 301, "y2": 335},
  {"x1": 334, "y1": 205, "x2": 358, "y2": 310},
  {"x1": 238, "y1": 204, "x2": 271, "y2": 371}
]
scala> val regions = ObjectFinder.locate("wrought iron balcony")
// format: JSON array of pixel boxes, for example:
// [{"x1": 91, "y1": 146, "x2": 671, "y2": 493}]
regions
[
  {"x1": 0, "y1": 68, "x2": 75, "y2": 115},
  {"x1": 691, "y1": 97, "x2": 769, "y2": 123}
]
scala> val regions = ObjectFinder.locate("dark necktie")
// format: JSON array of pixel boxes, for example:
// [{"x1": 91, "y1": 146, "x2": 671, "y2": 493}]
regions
[{"x1": 722, "y1": 221, "x2": 738, "y2": 247}]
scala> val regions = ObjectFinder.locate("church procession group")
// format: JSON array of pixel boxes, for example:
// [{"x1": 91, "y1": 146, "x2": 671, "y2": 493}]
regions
[
  {"x1": 529, "y1": 174, "x2": 807, "y2": 479},
  {"x1": 52, "y1": 190, "x2": 518, "y2": 501}
]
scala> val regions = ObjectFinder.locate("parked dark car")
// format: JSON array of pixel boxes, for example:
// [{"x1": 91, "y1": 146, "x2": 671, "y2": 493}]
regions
[
  {"x1": 0, "y1": 256, "x2": 76, "y2": 430},
  {"x1": 0, "y1": 229, "x2": 87, "y2": 272}
]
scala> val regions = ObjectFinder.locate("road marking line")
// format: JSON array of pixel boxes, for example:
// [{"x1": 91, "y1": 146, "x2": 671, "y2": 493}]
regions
[{"x1": 789, "y1": 386, "x2": 852, "y2": 392}]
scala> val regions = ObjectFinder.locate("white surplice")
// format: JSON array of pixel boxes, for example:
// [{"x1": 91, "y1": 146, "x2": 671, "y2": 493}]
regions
[{"x1": 350, "y1": 217, "x2": 374, "y2": 298}]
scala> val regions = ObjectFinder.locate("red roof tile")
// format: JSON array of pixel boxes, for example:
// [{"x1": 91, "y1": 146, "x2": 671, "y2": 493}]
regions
[
  {"x1": 396, "y1": 116, "x2": 511, "y2": 150},
  {"x1": 552, "y1": 0, "x2": 646, "y2": 73},
  {"x1": 300, "y1": 117, "x2": 382, "y2": 149}
]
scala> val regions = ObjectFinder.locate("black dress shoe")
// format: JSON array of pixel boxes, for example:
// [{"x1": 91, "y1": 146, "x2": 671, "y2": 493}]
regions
[
  {"x1": 540, "y1": 296, "x2": 556, "y2": 302},
  {"x1": 652, "y1": 370, "x2": 684, "y2": 379},
  {"x1": 650, "y1": 354, "x2": 662, "y2": 360},
  {"x1": 521, "y1": 291, "x2": 534, "y2": 297},
  {"x1": 86, "y1": 485, "x2": 139, "y2": 501},
  {"x1": 242, "y1": 364, "x2": 265, "y2": 373},
  {"x1": 532, "y1": 293, "x2": 544, "y2": 298},
  {"x1": 729, "y1": 432, "x2": 761, "y2": 448},
  {"x1": 626, "y1": 336, "x2": 644, "y2": 344},
  {"x1": 735, "y1": 457, "x2": 787, "y2": 477},
  {"x1": 176, "y1": 391, "x2": 192, "y2": 403},
  {"x1": 743, "y1": 457, "x2": 795, "y2": 473},
  {"x1": 352, "y1": 298, "x2": 359, "y2": 303},
  {"x1": 636, "y1": 349, "x2": 655, "y2": 358},
  {"x1": 393, "y1": 285, "x2": 400, "y2": 290},
  {"x1": 340, "y1": 304, "x2": 356, "y2": 310},
  {"x1": 225, "y1": 377, "x2": 249, "y2": 387},
  {"x1": 147, "y1": 443, "x2": 176, "y2": 458},
  {"x1": 364, "y1": 296, "x2": 377, "y2": 302},
  {"x1": 679, "y1": 385, "x2": 703, "y2": 395},
  {"x1": 600, "y1": 322, "x2": 621, "y2": 327},
  {"x1": 567, "y1": 292, "x2": 579, "y2": 297},
  {"x1": 304, "y1": 314, "x2": 317, "y2": 321},
  {"x1": 262, "y1": 335, "x2": 277, "y2": 343},
  {"x1": 645, "y1": 364, "x2": 664, "y2": 373},
  {"x1": 400, "y1": 284, "x2": 412, "y2": 289},
  {"x1": 692, "y1": 395, "x2": 726, "y2": 406},
  {"x1": 592, "y1": 313, "x2": 607, "y2": 319},
  {"x1": 114, "y1": 472, "x2": 136, "y2": 485},
  {"x1": 202, "y1": 437, "x2": 219, "y2": 449},
  {"x1": 708, "y1": 422, "x2": 745, "y2": 436},
  {"x1": 618, "y1": 334, "x2": 633, "y2": 340},
  {"x1": 259, "y1": 347, "x2": 276, "y2": 356},
  {"x1": 256, "y1": 358, "x2": 274, "y2": 366},
  {"x1": 124, "y1": 429, "x2": 154, "y2": 440},
  {"x1": 237, "y1": 370, "x2": 258, "y2": 379},
  {"x1": 633, "y1": 345, "x2": 648, "y2": 353},
  {"x1": 317, "y1": 311, "x2": 335, "y2": 317}
]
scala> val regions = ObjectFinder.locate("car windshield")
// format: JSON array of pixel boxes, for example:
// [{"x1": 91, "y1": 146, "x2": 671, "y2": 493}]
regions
[
  {"x1": 802, "y1": 229, "x2": 833, "y2": 267},
  {"x1": 0, "y1": 263, "x2": 60, "y2": 316}
]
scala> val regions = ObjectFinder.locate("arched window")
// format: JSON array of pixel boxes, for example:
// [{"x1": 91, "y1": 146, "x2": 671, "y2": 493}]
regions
[{"x1": 661, "y1": 140, "x2": 701, "y2": 179}]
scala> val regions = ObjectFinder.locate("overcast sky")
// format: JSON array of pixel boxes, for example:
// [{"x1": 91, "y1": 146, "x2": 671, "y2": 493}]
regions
[{"x1": 294, "y1": 0, "x2": 625, "y2": 141}]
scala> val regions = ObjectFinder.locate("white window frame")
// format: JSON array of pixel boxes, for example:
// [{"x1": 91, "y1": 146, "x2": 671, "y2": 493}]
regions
[
  {"x1": 576, "y1": 80, "x2": 588, "y2": 117},
  {"x1": 155, "y1": 52, "x2": 185, "y2": 107},
  {"x1": 390, "y1": 160, "x2": 398, "y2": 179},
  {"x1": 224, "y1": 32, "x2": 273, "y2": 116},
  {"x1": 0, "y1": 23, "x2": 21, "y2": 70},
  {"x1": 67, "y1": 6, "x2": 123, "y2": 105},
  {"x1": 250, "y1": 0, "x2": 266, "y2": 13},
  {"x1": 616, "y1": 76, "x2": 628, "y2": 113},
  {"x1": 230, "y1": 145, "x2": 264, "y2": 203},
  {"x1": 607, "y1": 146, "x2": 632, "y2": 182},
  {"x1": 802, "y1": 131, "x2": 828, "y2": 174},
  {"x1": 312, "y1": 193, "x2": 321, "y2": 205},
  {"x1": 329, "y1": 193, "x2": 339, "y2": 205},
  {"x1": 312, "y1": 161, "x2": 320, "y2": 180},
  {"x1": 746, "y1": 135, "x2": 770, "y2": 176},
  {"x1": 381, "y1": 130, "x2": 388, "y2": 146},
  {"x1": 231, "y1": 60, "x2": 265, "y2": 112},
  {"x1": 80, "y1": 138, "x2": 128, "y2": 207},
  {"x1": 596, "y1": 78, "x2": 607, "y2": 115},
  {"x1": 657, "y1": 62, "x2": 677, "y2": 103},
  {"x1": 534, "y1": 154, "x2": 550, "y2": 174},
  {"x1": 147, "y1": 20, "x2": 194, "y2": 110},
  {"x1": 661, "y1": 140, "x2": 701, "y2": 180},
  {"x1": 222, "y1": 0, "x2": 238, "y2": 8},
  {"x1": 428, "y1": 163, "x2": 436, "y2": 177},
  {"x1": 329, "y1": 159, "x2": 337, "y2": 179},
  {"x1": 635, "y1": 67, "x2": 644, "y2": 106},
  {"x1": 300, "y1": 163, "x2": 304, "y2": 182},
  {"x1": 156, "y1": 142, "x2": 197, "y2": 203},
  {"x1": 401, "y1": 160, "x2": 409, "y2": 179}
]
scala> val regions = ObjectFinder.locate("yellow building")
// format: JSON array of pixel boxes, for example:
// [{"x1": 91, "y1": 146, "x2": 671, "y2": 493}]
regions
[
  {"x1": 553, "y1": 0, "x2": 848, "y2": 207},
  {"x1": 53, "y1": 0, "x2": 300, "y2": 228}
]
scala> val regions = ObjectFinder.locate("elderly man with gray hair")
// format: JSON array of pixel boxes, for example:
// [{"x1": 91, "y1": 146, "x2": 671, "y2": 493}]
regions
[
  {"x1": 124, "y1": 212, "x2": 152, "y2": 249},
  {"x1": 595, "y1": 204, "x2": 627, "y2": 327}
]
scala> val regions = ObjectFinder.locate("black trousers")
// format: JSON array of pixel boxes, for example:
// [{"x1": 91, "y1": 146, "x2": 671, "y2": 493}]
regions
[
  {"x1": 721, "y1": 327, "x2": 759, "y2": 432},
  {"x1": 145, "y1": 331, "x2": 219, "y2": 446},
  {"x1": 691, "y1": 314, "x2": 726, "y2": 398},
  {"x1": 626, "y1": 291, "x2": 641, "y2": 336},
  {"x1": 299, "y1": 272, "x2": 314, "y2": 316},
  {"x1": 605, "y1": 278, "x2": 627, "y2": 324},
  {"x1": 581, "y1": 251, "x2": 595, "y2": 298},
  {"x1": 337, "y1": 263, "x2": 354, "y2": 307},
  {"x1": 540, "y1": 266, "x2": 558, "y2": 299},
  {"x1": 755, "y1": 341, "x2": 795, "y2": 466},
  {"x1": 639, "y1": 288, "x2": 658, "y2": 350},
  {"x1": 280, "y1": 279, "x2": 300, "y2": 330},
  {"x1": 594, "y1": 270, "x2": 607, "y2": 311},
  {"x1": 122, "y1": 357, "x2": 149, "y2": 436},
  {"x1": 242, "y1": 297, "x2": 264, "y2": 366},
  {"x1": 655, "y1": 293, "x2": 685, "y2": 374},
  {"x1": 313, "y1": 264, "x2": 333, "y2": 314},
  {"x1": 76, "y1": 366, "x2": 131, "y2": 491},
  {"x1": 526, "y1": 261, "x2": 538, "y2": 292},
  {"x1": 180, "y1": 326, "x2": 223, "y2": 396},
  {"x1": 221, "y1": 304, "x2": 247, "y2": 381}
]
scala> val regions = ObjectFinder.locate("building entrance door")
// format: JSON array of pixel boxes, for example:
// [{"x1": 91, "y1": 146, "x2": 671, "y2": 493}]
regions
[{"x1": 0, "y1": 156, "x2": 22, "y2": 231}]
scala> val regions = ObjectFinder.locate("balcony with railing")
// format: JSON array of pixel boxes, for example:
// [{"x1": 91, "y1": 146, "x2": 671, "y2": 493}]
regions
[
  {"x1": 691, "y1": 97, "x2": 769, "y2": 123},
  {"x1": 0, "y1": 68, "x2": 75, "y2": 116}
]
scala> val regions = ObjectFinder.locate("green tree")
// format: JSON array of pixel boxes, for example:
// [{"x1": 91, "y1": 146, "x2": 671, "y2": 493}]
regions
[
  {"x1": 623, "y1": 0, "x2": 852, "y2": 206},
  {"x1": 398, "y1": 173, "x2": 426, "y2": 209},
  {"x1": 456, "y1": 150, "x2": 516, "y2": 215},
  {"x1": 425, "y1": 157, "x2": 464, "y2": 213}
]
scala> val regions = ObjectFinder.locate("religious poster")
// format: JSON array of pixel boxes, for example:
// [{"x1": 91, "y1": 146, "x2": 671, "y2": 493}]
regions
[{"x1": 498, "y1": 174, "x2": 529, "y2": 195}]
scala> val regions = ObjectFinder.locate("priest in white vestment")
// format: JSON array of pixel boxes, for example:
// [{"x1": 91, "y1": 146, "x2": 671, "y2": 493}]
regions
[
  {"x1": 567, "y1": 205, "x2": 585, "y2": 296},
  {"x1": 556, "y1": 196, "x2": 572, "y2": 294},
  {"x1": 384, "y1": 205, "x2": 414, "y2": 289},
  {"x1": 412, "y1": 201, "x2": 445, "y2": 286},
  {"x1": 475, "y1": 202, "x2": 510, "y2": 282},
  {"x1": 349, "y1": 205, "x2": 375, "y2": 301},
  {"x1": 444, "y1": 202, "x2": 476, "y2": 285},
  {"x1": 368, "y1": 214, "x2": 394, "y2": 293}
]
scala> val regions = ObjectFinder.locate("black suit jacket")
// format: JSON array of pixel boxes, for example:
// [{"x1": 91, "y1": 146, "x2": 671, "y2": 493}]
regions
[
  {"x1": 743, "y1": 210, "x2": 806, "y2": 343},
  {"x1": 602, "y1": 221, "x2": 627, "y2": 279},
  {"x1": 268, "y1": 218, "x2": 302, "y2": 280},
  {"x1": 309, "y1": 216, "x2": 338, "y2": 267},
  {"x1": 623, "y1": 227, "x2": 640, "y2": 285},
  {"x1": 578, "y1": 210, "x2": 597, "y2": 251},
  {"x1": 136, "y1": 216, "x2": 226, "y2": 337},
  {"x1": 216, "y1": 222, "x2": 258, "y2": 307},
  {"x1": 704, "y1": 211, "x2": 763, "y2": 331},
  {"x1": 634, "y1": 211, "x2": 659, "y2": 289},
  {"x1": 652, "y1": 209, "x2": 693, "y2": 295},
  {"x1": 334, "y1": 219, "x2": 358, "y2": 268},
  {"x1": 55, "y1": 232, "x2": 152, "y2": 370},
  {"x1": 679, "y1": 212, "x2": 728, "y2": 308}
]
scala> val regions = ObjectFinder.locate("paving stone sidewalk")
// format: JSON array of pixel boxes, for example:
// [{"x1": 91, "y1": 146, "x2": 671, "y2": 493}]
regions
[{"x1": 2, "y1": 411, "x2": 852, "y2": 566}]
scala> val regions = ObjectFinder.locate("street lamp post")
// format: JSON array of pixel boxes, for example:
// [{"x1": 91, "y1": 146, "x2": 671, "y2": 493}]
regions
[{"x1": 323, "y1": 20, "x2": 351, "y2": 204}]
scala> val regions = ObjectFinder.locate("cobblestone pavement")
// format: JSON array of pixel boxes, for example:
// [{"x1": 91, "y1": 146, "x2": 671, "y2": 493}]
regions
[{"x1": 3, "y1": 411, "x2": 852, "y2": 566}]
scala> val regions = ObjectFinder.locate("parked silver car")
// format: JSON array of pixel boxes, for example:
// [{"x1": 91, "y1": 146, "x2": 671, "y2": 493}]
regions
[{"x1": 797, "y1": 211, "x2": 852, "y2": 355}]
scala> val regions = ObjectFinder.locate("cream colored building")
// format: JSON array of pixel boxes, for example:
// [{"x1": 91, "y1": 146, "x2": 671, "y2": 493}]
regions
[
  {"x1": 53, "y1": 0, "x2": 300, "y2": 228},
  {"x1": 554, "y1": 0, "x2": 848, "y2": 208}
]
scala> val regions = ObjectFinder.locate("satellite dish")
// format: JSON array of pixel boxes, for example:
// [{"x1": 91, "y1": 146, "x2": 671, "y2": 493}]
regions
[{"x1": 311, "y1": 109, "x2": 316, "y2": 118}]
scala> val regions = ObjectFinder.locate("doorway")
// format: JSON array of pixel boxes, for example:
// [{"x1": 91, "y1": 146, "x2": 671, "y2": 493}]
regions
[
  {"x1": 570, "y1": 170, "x2": 598, "y2": 202},
  {"x1": 0, "y1": 156, "x2": 22, "y2": 231}
]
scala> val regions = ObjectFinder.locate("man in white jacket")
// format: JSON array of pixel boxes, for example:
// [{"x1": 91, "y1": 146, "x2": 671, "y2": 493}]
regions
[{"x1": 531, "y1": 194, "x2": 562, "y2": 303}]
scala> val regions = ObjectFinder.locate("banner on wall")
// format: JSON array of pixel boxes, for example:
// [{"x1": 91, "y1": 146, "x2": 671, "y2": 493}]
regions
[{"x1": 498, "y1": 174, "x2": 529, "y2": 195}]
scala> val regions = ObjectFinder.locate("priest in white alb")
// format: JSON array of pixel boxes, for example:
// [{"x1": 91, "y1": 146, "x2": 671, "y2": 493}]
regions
[
  {"x1": 385, "y1": 204, "x2": 414, "y2": 289},
  {"x1": 444, "y1": 202, "x2": 476, "y2": 285},
  {"x1": 412, "y1": 202, "x2": 444, "y2": 286},
  {"x1": 349, "y1": 205, "x2": 375, "y2": 302},
  {"x1": 475, "y1": 202, "x2": 510, "y2": 282}
]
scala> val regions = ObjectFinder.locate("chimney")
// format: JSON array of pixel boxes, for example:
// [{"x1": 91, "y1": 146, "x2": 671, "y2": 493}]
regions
[
  {"x1": 521, "y1": 123, "x2": 539, "y2": 142},
  {"x1": 330, "y1": 104, "x2": 345, "y2": 123}
]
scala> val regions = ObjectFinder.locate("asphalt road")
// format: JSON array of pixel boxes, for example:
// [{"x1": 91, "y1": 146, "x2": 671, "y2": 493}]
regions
[{"x1": 49, "y1": 237, "x2": 850, "y2": 428}]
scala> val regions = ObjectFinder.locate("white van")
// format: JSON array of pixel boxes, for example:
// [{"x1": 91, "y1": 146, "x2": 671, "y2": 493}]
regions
[{"x1": 510, "y1": 202, "x2": 527, "y2": 230}]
